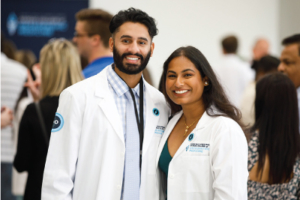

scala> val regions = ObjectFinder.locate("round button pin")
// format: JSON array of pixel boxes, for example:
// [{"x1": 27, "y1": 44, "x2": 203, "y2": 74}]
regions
[
  {"x1": 188, "y1": 133, "x2": 194, "y2": 141},
  {"x1": 153, "y1": 108, "x2": 159, "y2": 116}
]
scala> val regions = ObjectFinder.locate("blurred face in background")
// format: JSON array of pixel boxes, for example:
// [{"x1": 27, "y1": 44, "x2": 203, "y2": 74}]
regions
[
  {"x1": 278, "y1": 44, "x2": 300, "y2": 88},
  {"x1": 72, "y1": 20, "x2": 93, "y2": 59}
]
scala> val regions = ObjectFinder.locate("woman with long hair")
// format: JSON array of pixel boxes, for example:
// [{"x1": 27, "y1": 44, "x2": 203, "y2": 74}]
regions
[
  {"x1": 156, "y1": 46, "x2": 248, "y2": 199},
  {"x1": 248, "y1": 73, "x2": 300, "y2": 199},
  {"x1": 13, "y1": 39, "x2": 83, "y2": 200}
]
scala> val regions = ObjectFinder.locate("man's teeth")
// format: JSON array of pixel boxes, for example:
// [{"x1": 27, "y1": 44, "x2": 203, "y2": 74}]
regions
[
  {"x1": 175, "y1": 90, "x2": 188, "y2": 94},
  {"x1": 126, "y1": 57, "x2": 138, "y2": 60}
]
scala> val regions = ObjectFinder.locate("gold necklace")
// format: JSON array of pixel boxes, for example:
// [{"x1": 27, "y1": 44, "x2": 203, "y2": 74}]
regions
[{"x1": 184, "y1": 116, "x2": 198, "y2": 136}]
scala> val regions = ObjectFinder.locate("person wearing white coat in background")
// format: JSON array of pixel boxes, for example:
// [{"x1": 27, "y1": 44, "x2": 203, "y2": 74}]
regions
[
  {"x1": 213, "y1": 35, "x2": 254, "y2": 108},
  {"x1": 42, "y1": 8, "x2": 169, "y2": 200},
  {"x1": 156, "y1": 46, "x2": 248, "y2": 200}
]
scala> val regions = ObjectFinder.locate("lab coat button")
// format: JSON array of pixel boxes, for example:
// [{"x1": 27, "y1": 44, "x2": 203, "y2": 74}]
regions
[
  {"x1": 121, "y1": 151, "x2": 125, "y2": 156},
  {"x1": 117, "y1": 185, "x2": 122, "y2": 189},
  {"x1": 169, "y1": 174, "x2": 175, "y2": 179}
]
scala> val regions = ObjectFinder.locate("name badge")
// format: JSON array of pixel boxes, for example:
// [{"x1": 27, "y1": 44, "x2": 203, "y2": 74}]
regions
[
  {"x1": 186, "y1": 143, "x2": 210, "y2": 156},
  {"x1": 155, "y1": 126, "x2": 165, "y2": 135}
]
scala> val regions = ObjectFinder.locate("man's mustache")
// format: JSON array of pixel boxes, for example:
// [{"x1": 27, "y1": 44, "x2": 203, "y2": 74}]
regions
[{"x1": 121, "y1": 53, "x2": 144, "y2": 61}]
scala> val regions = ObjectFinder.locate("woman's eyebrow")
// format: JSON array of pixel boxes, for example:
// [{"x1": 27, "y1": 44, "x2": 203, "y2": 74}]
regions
[
  {"x1": 182, "y1": 69, "x2": 195, "y2": 73},
  {"x1": 167, "y1": 70, "x2": 176, "y2": 74}
]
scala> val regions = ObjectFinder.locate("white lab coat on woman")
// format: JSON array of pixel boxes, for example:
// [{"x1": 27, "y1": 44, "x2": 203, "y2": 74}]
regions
[
  {"x1": 155, "y1": 110, "x2": 248, "y2": 200},
  {"x1": 42, "y1": 66, "x2": 169, "y2": 200}
]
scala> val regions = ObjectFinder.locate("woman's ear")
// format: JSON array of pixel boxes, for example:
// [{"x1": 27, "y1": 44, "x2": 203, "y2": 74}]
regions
[{"x1": 203, "y1": 77, "x2": 209, "y2": 86}]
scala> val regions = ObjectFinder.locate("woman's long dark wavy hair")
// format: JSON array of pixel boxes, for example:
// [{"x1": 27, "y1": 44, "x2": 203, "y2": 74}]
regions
[
  {"x1": 160, "y1": 46, "x2": 244, "y2": 129},
  {"x1": 251, "y1": 73, "x2": 300, "y2": 184}
]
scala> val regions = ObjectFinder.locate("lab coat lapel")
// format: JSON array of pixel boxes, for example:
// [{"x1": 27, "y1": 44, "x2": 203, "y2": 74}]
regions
[
  {"x1": 172, "y1": 111, "x2": 209, "y2": 159},
  {"x1": 95, "y1": 68, "x2": 124, "y2": 144},
  {"x1": 156, "y1": 111, "x2": 183, "y2": 166},
  {"x1": 143, "y1": 83, "x2": 160, "y2": 156}
]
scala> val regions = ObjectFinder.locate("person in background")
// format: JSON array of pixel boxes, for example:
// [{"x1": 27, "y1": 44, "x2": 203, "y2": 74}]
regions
[
  {"x1": 12, "y1": 49, "x2": 37, "y2": 200},
  {"x1": 214, "y1": 35, "x2": 254, "y2": 108},
  {"x1": 13, "y1": 39, "x2": 83, "y2": 200},
  {"x1": 240, "y1": 55, "x2": 279, "y2": 127},
  {"x1": 1, "y1": 33, "x2": 27, "y2": 200},
  {"x1": 278, "y1": 34, "x2": 300, "y2": 131},
  {"x1": 251, "y1": 38, "x2": 270, "y2": 63},
  {"x1": 73, "y1": 8, "x2": 113, "y2": 78},
  {"x1": 247, "y1": 73, "x2": 300, "y2": 199},
  {"x1": 157, "y1": 46, "x2": 248, "y2": 200},
  {"x1": 14, "y1": 50, "x2": 37, "y2": 69}
]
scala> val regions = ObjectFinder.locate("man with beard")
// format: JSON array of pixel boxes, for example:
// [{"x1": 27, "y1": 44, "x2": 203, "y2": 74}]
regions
[{"x1": 42, "y1": 8, "x2": 169, "y2": 200}]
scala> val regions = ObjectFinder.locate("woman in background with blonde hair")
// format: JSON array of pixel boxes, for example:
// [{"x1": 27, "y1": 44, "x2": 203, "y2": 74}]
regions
[{"x1": 13, "y1": 39, "x2": 83, "y2": 200}]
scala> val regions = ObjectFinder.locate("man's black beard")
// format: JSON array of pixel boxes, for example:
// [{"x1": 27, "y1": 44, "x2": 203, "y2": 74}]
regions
[{"x1": 113, "y1": 45, "x2": 151, "y2": 75}]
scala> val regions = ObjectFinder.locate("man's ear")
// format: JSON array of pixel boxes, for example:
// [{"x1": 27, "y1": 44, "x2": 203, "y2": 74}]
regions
[
  {"x1": 109, "y1": 37, "x2": 114, "y2": 52},
  {"x1": 91, "y1": 34, "x2": 101, "y2": 46},
  {"x1": 150, "y1": 42, "x2": 155, "y2": 57}
]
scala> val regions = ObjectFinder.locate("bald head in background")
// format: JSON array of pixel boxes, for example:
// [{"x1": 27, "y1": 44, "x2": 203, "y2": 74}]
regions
[{"x1": 252, "y1": 38, "x2": 270, "y2": 61}]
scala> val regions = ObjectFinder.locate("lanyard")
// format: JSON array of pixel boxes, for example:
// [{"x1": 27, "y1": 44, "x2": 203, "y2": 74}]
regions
[
  {"x1": 113, "y1": 65, "x2": 144, "y2": 168},
  {"x1": 127, "y1": 78, "x2": 144, "y2": 168}
]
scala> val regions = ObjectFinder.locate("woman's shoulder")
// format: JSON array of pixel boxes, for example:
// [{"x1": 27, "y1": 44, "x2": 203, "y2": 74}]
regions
[{"x1": 208, "y1": 115, "x2": 242, "y2": 131}]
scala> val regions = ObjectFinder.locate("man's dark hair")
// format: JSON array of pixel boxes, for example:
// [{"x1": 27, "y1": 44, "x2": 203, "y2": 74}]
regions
[
  {"x1": 222, "y1": 35, "x2": 238, "y2": 54},
  {"x1": 255, "y1": 55, "x2": 280, "y2": 73},
  {"x1": 109, "y1": 8, "x2": 158, "y2": 39},
  {"x1": 282, "y1": 34, "x2": 300, "y2": 56},
  {"x1": 76, "y1": 9, "x2": 113, "y2": 48}
]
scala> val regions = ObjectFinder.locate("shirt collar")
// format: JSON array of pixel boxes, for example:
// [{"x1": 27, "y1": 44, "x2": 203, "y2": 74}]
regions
[{"x1": 107, "y1": 64, "x2": 144, "y2": 97}]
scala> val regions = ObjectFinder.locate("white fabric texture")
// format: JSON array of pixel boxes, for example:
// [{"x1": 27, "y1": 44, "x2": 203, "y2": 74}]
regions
[
  {"x1": 240, "y1": 81, "x2": 256, "y2": 127},
  {"x1": 213, "y1": 54, "x2": 254, "y2": 108},
  {"x1": 1, "y1": 53, "x2": 27, "y2": 162}
]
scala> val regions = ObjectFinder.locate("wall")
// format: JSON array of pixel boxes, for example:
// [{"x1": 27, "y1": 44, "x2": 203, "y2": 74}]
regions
[
  {"x1": 279, "y1": 0, "x2": 300, "y2": 49},
  {"x1": 90, "y1": 0, "x2": 279, "y2": 88}
]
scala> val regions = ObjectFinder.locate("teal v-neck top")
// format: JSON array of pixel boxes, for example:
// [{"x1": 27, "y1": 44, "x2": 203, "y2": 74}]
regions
[{"x1": 158, "y1": 139, "x2": 173, "y2": 199}]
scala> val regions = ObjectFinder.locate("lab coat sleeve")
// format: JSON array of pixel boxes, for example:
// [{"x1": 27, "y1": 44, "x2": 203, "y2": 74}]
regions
[
  {"x1": 211, "y1": 119, "x2": 248, "y2": 200},
  {"x1": 42, "y1": 89, "x2": 82, "y2": 200}
]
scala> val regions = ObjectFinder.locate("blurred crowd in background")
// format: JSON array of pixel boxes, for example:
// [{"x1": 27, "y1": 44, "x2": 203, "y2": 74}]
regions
[{"x1": 1, "y1": 6, "x2": 300, "y2": 200}]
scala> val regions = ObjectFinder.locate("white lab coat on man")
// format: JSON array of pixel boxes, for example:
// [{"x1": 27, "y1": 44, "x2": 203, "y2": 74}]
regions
[
  {"x1": 155, "y1": 110, "x2": 248, "y2": 200},
  {"x1": 42, "y1": 66, "x2": 170, "y2": 200}
]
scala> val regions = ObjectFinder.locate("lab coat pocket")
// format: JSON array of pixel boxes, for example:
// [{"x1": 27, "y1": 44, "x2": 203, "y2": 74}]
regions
[{"x1": 182, "y1": 156, "x2": 210, "y2": 193}]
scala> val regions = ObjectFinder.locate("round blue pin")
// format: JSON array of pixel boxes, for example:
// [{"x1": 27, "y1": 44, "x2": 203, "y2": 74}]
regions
[
  {"x1": 153, "y1": 108, "x2": 159, "y2": 116},
  {"x1": 188, "y1": 133, "x2": 194, "y2": 141},
  {"x1": 52, "y1": 113, "x2": 64, "y2": 132}
]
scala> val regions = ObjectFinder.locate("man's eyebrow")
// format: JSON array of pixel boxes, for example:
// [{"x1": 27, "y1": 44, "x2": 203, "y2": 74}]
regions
[
  {"x1": 120, "y1": 35, "x2": 132, "y2": 39},
  {"x1": 120, "y1": 35, "x2": 148, "y2": 42},
  {"x1": 138, "y1": 37, "x2": 148, "y2": 42}
]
